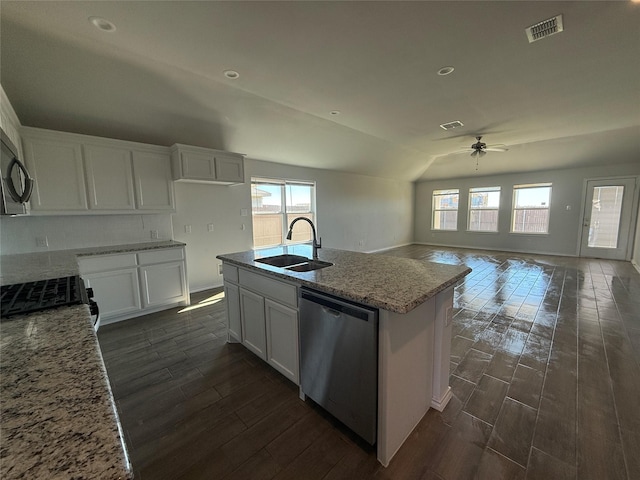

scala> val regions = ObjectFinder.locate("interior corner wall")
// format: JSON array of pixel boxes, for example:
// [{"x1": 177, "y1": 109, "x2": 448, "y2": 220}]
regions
[
  {"x1": 172, "y1": 158, "x2": 414, "y2": 292},
  {"x1": 414, "y1": 164, "x2": 640, "y2": 258}
]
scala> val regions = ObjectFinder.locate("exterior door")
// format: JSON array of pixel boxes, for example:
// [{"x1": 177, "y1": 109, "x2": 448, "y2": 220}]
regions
[{"x1": 579, "y1": 177, "x2": 638, "y2": 260}]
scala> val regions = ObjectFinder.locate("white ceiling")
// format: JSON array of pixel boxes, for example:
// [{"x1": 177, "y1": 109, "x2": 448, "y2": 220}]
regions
[{"x1": 1, "y1": 1, "x2": 639, "y2": 182}]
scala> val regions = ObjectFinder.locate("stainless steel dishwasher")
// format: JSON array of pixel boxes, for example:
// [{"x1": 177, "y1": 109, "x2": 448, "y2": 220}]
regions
[{"x1": 299, "y1": 287, "x2": 378, "y2": 445}]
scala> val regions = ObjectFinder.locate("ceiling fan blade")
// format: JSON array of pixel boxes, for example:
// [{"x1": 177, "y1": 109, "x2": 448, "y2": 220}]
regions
[{"x1": 485, "y1": 146, "x2": 509, "y2": 152}]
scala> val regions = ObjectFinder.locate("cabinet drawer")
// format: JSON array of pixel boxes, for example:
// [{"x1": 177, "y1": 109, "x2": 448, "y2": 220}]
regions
[
  {"x1": 138, "y1": 248, "x2": 184, "y2": 265},
  {"x1": 222, "y1": 263, "x2": 239, "y2": 283},
  {"x1": 239, "y1": 268, "x2": 297, "y2": 308},
  {"x1": 78, "y1": 253, "x2": 137, "y2": 273}
]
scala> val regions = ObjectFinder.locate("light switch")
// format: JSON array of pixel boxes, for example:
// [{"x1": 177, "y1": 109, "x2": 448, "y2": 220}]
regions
[
  {"x1": 185, "y1": 225, "x2": 192, "y2": 234},
  {"x1": 207, "y1": 224, "x2": 214, "y2": 232}
]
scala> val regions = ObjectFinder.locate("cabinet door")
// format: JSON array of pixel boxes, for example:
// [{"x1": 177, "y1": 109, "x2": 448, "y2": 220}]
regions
[
  {"x1": 23, "y1": 136, "x2": 88, "y2": 211},
  {"x1": 239, "y1": 288, "x2": 267, "y2": 360},
  {"x1": 132, "y1": 151, "x2": 175, "y2": 211},
  {"x1": 265, "y1": 299, "x2": 299, "y2": 384},
  {"x1": 83, "y1": 268, "x2": 142, "y2": 320},
  {"x1": 84, "y1": 144, "x2": 136, "y2": 210},
  {"x1": 139, "y1": 261, "x2": 188, "y2": 308},
  {"x1": 180, "y1": 151, "x2": 216, "y2": 180},
  {"x1": 224, "y1": 282, "x2": 242, "y2": 342},
  {"x1": 215, "y1": 154, "x2": 244, "y2": 183}
]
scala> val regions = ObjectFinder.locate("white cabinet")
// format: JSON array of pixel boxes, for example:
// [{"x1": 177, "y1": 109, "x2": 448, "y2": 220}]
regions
[
  {"x1": 21, "y1": 127, "x2": 175, "y2": 214},
  {"x1": 84, "y1": 144, "x2": 136, "y2": 210},
  {"x1": 224, "y1": 282, "x2": 242, "y2": 341},
  {"x1": 139, "y1": 262, "x2": 187, "y2": 308},
  {"x1": 265, "y1": 298, "x2": 299, "y2": 382},
  {"x1": 83, "y1": 268, "x2": 142, "y2": 319},
  {"x1": 79, "y1": 253, "x2": 141, "y2": 320},
  {"x1": 240, "y1": 287, "x2": 267, "y2": 359},
  {"x1": 79, "y1": 247, "x2": 189, "y2": 325},
  {"x1": 22, "y1": 132, "x2": 88, "y2": 211},
  {"x1": 221, "y1": 263, "x2": 299, "y2": 384},
  {"x1": 170, "y1": 144, "x2": 244, "y2": 184},
  {"x1": 133, "y1": 151, "x2": 175, "y2": 211}
]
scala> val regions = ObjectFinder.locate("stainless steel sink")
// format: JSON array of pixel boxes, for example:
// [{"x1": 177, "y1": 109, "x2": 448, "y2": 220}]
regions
[
  {"x1": 255, "y1": 254, "x2": 310, "y2": 267},
  {"x1": 286, "y1": 260, "x2": 333, "y2": 272}
]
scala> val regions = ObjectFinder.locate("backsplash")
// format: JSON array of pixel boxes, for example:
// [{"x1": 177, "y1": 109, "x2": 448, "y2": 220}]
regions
[{"x1": 0, "y1": 214, "x2": 173, "y2": 255}]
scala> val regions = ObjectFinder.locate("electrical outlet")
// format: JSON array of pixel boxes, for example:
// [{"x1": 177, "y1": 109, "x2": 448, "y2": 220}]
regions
[
  {"x1": 36, "y1": 236, "x2": 48, "y2": 248},
  {"x1": 207, "y1": 223, "x2": 214, "y2": 232},
  {"x1": 150, "y1": 230, "x2": 159, "y2": 239},
  {"x1": 240, "y1": 208, "x2": 248, "y2": 217},
  {"x1": 241, "y1": 224, "x2": 245, "y2": 230},
  {"x1": 218, "y1": 264, "x2": 223, "y2": 275},
  {"x1": 358, "y1": 239, "x2": 364, "y2": 246},
  {"x1": 185, "y1": 225, "x2": 192, "y2": 234}
]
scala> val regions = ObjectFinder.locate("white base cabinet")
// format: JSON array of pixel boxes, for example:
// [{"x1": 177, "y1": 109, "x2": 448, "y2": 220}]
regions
[
  {"x1": 79, "y1": 247, "x2": 189, "y2": 325},
  {"x1": 240, "y1": 287, "x2": 267, "y2": 359},
  {"x1": 222, "y1": 263, "x2": 299, "y2": 384},
  {"x1": 82, "y1": 267, "x2": 142, "y2": 319}
]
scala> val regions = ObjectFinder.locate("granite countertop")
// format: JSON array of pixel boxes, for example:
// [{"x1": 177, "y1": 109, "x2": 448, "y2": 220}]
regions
[
  {"x1": 0, "y1": 240, "x2": 186, "y2": 285},
  {"x1": 0, "y1": 305, "x2": 132, "y2": 479},
  {"x1": 217, "y1": 245, "x2": 471, "y2": 314},
  {"x1": 0, "y1": 240, "x2": 184, "y2": 478}
]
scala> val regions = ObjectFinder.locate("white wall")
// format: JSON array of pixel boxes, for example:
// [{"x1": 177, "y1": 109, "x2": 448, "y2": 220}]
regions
[
  {"x1": 414, "y1": 164, "x2": 640, "y2": 257},
  {"x1": 0, "y1": 214, "x2": 173, "y2": 255},
  {"x1": 172, "y1": 158, "x2": 414, "y2": 291}
]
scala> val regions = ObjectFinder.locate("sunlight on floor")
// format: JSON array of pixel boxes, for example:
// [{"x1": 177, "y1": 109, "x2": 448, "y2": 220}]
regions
[{"x1": 178, "y1": 291, "x2": 225, "y2": 314}]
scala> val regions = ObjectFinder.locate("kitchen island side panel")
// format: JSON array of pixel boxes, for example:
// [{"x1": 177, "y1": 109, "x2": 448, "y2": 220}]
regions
[{"x1": 377, "y1": 296, "x2": 436, "y2": 467}]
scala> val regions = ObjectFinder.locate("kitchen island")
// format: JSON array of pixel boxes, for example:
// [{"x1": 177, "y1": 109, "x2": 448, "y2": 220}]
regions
[{"x1": 217, "y1": 245, "x2": 471, "y2": 466}]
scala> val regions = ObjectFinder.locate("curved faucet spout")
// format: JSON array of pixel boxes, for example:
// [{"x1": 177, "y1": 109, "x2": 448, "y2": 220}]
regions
[{"x1": 286, "y1": 217, "x2": 321, "y2": 259}]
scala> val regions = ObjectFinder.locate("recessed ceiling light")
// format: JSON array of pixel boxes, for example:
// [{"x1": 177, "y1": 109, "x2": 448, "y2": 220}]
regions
[
  {"x1": 437, "y1": 66, "x2": 455, "y2": 76},
  {"x1": 330, "y1": 110, "x2": 341, "y2": 116},
  {"x1": 89, "y1": 16, "x2": 116, "y2": 33},
  {"x1": 224, "y1": 70, "x2": 240, "y2": 79}
]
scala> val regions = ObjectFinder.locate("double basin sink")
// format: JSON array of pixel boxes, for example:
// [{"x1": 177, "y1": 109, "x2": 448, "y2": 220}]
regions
[{"x1": 255, "y1": 254, "x2": 333, "y2": 272}]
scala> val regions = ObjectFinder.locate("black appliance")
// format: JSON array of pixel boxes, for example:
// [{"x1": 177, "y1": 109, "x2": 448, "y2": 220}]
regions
[
  {"x1": 1, "y1": 276, "x2": 99, "y2": 328},
  {"x1": 1, "y1": 128, "x2": 33, "y2": 215}
]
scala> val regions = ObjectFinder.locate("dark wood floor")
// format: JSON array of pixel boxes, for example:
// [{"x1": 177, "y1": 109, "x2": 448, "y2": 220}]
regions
[{"x1": 98, "y1": 245, "x2": 640, "y2": 480}]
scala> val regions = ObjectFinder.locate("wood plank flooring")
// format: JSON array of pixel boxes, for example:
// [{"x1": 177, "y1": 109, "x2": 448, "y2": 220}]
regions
[{"x1": 98, "y1": 245, "x2": 640, "y2": 480}]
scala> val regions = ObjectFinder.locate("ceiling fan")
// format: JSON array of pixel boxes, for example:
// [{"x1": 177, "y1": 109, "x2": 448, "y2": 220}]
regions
[{"x1": 469, "y1": 136, "x2": 508, "y2": 158}]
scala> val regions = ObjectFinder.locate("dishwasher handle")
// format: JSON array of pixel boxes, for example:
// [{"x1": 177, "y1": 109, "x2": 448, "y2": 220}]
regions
[{"x1": 301, "y1": 289, "x2": 375, "y2": 322}]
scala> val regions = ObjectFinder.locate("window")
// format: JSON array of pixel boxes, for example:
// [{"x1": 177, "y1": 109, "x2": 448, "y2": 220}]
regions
[
  {"x1": 469, "y1": 186, "x2": 500, "y2": 232},
  {"x1": 432, "y1": 189, "x2": 459, "y2": 231},
  {"x1": 251, "y1": 178, "x2": 316, "y2": 248},
  {"x1": 511, "y1": 183, "x2": 552, "y2": 234}
]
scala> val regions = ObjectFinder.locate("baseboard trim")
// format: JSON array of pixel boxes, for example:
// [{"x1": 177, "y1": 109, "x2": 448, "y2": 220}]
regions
[
  {"x1": 413, "y1": 241, "x2": 578, "y2": 258},
  {"x1": 431, "y1": 386, "x2": 453, "y2": 412}
]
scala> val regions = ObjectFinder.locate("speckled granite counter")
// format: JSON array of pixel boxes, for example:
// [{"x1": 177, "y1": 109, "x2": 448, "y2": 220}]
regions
[
  {"x1": 0, "y1": 240, "x2": 186, "y2": 286},
  {"x1": 0, "y1": 241, "x2": 184, "y2": 479},
  {"x1": 217, "y1": 245, "x2": 471, "y2": 314},
  {"x1": 0, "y1": 305, "x2": 132, "y2": 479}
]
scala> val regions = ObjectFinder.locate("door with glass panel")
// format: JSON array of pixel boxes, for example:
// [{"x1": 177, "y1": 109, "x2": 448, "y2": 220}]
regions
[{"x1": 579, "y1": 177, "x2": 638, "y2": 260}]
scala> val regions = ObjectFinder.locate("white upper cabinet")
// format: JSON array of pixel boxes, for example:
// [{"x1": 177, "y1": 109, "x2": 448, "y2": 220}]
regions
[
  {"x1": 132, "y1": 151, "x2": 175, "y2": 211},
  {"x1": 20, "y1": 127, "x2": 175, "y2": 214},
  {"x1": 22, "y1": 131, "x2": 88, "y2": 211},
  {"x1": 170, "y1": 144, "x2": 244, "y2": 184},
  {"x1": 84, "y1": 144, "x2": 136, "y2": 210}
]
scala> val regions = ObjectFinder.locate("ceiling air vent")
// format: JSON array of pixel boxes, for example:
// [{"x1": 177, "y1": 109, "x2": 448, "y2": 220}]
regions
[
  {"x1": 526, "y1": 14, "x2": 564, "y2": 43},
  {"x1": 440, "y1": 120, "x2": 464, "y2": 131}
]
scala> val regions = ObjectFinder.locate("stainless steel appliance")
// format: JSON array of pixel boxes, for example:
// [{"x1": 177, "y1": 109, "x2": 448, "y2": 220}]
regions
[
  {"x1": 1, "y1": 276, "x2": 100, "y2": 330},
  {"x1": 299, "y1": 287, "x2": 378, "y2": 445},
  {"x1": 1, "y1": 128, "x2": 33, "y2": 215}
]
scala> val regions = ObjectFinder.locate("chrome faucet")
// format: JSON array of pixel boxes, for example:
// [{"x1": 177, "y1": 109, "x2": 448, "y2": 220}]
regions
[{"x1": 286, "y1": 217, "x2": 321, "y2": 260}]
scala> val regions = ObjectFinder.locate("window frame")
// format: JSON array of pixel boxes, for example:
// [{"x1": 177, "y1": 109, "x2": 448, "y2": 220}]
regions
[
  {"x1": 251, "y1": 177, "x2": 317, "y2": 249},
  {"x1": 510, "y1": 183, "x2": 552, "y2": 235},
  {"x1": 468, "y1": 186, "x2": 501, "y2": 233},
  {"x1": 432, "y1": 188, "x2": 459, "y2": 231}
]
